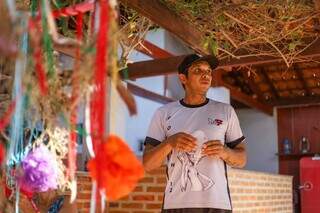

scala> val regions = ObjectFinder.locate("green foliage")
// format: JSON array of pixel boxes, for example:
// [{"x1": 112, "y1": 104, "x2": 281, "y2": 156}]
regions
[{"x1": 162, "y1": 0, "x2": 316, "y2": 64}]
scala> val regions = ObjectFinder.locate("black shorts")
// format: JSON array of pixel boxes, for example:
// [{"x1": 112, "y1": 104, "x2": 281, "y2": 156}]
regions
[{"x1": 162, "y1": 208, "x2": 232, "y2": 213}]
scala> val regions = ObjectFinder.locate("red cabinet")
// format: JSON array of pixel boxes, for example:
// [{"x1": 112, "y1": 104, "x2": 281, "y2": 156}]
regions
[{"x1": 300, "y1": 157, "x2": 320, "y2": 213}]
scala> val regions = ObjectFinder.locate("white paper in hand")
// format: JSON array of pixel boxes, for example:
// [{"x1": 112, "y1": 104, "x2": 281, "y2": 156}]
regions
[{"x1": 191, "y1": 130, "x2": 208, "y2": 164}]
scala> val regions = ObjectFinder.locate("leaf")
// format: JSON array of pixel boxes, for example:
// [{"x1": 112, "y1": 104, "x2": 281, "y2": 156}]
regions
[
  {"x1": 203, "y1": 38, "x2": 210, "y2": 50},
  {"x1": 216, "y1": 14, "x2": 226, "y2": 26},
  {"x1": 288, "y1": 42, "x2": 296, "y2": 51},
  {"x1": 210, "y1": 39, "x2": 219, "y2": 56},
  {"x1": 222, "y1": 41, "x2": 231, "y2": 50},
  {"x1": 288, "y1": 40, "x2": 302, "y2": 52}
]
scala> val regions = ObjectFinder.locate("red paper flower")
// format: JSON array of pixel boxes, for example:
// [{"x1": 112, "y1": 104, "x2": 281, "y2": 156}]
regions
[{"x1": 87, "y1": 135, "x2": 144, "y2": 201}]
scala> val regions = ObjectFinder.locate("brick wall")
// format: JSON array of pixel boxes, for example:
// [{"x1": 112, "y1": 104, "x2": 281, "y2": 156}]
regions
[
  {"x1": 76, "y1": 168, "x2": 293, "y2": 213},
  {"x1": 227, "y1": 169, "x2": 293, "y2": 213},
  {"x1": 77, "y1": 172, "x2": 93, "y2": 212}
]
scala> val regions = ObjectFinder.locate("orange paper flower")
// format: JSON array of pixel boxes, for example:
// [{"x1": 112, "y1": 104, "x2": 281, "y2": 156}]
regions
[{"x1": 87, "y1": 135, "x2": 144, "y2": 200}]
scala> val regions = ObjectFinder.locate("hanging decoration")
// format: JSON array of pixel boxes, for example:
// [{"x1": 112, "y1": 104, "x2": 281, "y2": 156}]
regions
[
  {"x1": 32, "y1": 127, "x2": 70, "y2": 190},
  {"x1": 17, "y1": 145, "x2": 58, "y2": 193},
  {"x1": 87, "y1": 135, "x2": 144, "y2": 201},
  {"x1": 68, "y1": 10, "x2": 84, "y2": 203},
  {"x1": 0, "y1": 0, "x2": 17, "y2": 58},
  {"x1": 0, "y1": 0, "x2": 146, "y2": 211},
  {"x1": 90, "y1": 0, "x2": 109, "y2": 154},
  {"x1": 0, "y1": 142, "x2": 5, "y2": 166},
  {"x1": 0, "y1": 101, "x2": 16, "y2": 132}
]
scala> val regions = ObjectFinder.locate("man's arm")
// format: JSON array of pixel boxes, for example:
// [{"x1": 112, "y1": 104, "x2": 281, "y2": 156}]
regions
[
  {"x1": 143, "y1": 141, "x2": 172, "y2": 172},
  {"x1": 202, "y1": 141, "x2": 247, "y2": 168},
  {"x1": 221, "y1": 143, "x2": 246, "y2": 168},
  {"x1": 143, "y1": 133, "x2": 196, "y2": 172}
]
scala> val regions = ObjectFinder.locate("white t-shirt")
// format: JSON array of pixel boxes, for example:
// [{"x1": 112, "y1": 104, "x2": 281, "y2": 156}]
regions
[{"x1": 145, "y1": 99, "x2": 245, "y2": 210}]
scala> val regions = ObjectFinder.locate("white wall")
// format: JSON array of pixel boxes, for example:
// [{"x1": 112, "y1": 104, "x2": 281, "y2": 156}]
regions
[
  {"x1": 164, "y1": 30, "x2": 191, "y2": 100},
  {"x1": 207, "y1": 87, "x2": 230, "y2": 104},
  {"x1": 123, "y1": 29, "x2": 166, "y2": 154},
  {"x1": 236, "y1": 108, "x2": 279, "y2": 174},
  {"x1": 125, "y1": 96, "x2": 162, "y2": 155}
]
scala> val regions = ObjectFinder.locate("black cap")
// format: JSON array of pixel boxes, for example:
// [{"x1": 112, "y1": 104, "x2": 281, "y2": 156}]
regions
[{"x1": 178, "y1": 54, "x2": 219, "y2": 75}]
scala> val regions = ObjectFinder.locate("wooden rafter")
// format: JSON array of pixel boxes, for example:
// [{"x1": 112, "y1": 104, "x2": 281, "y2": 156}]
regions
[
  {"x1": 120, "y1": 0, "x2": 320, "y2": 67},
  {"x1": 117, "y1": 40, "x2": 320, "y2": 78},
  {"x1": 135, "y1": 40, "x2": 173, "y2": 59},
  {"x1": 120, "y1": 51, "x2": 274, "y2": 115},
  {"x1": 277, "y1": 86, "x2": 319, "y2": 92},
  {"x1": 218, "y1": 37, "x2": 320, "y2": 68},
  {"x1": 125, "y1": 55, "x2": 185, "y2": 79},
  {"x1": 271, "y1": 96, "x2": 320, "y2": 106},
  {"x1": 56, "y1": 38, "x2": 320, "y2": 70},
  {"x1": 221, "y1": 81, "x2": 273, "y2": 115},
  {"x1": 228, "y1": 69, "x2": 252, "y2": 95},
  {"x1": 57, "y1": 46, "x2": 274, "y2": 114},
  {"x1": 119, "y1": 0, "x2": 207, "y2": 54},
  {"x1": 260, "y1": 68, "x2": 280, "y2": 99},
  {"x1": 127, "y1": 82, "x2": 174, "y2": 104},
  {"x1": 52, "y1": 1, "x2": 320, "y2": 68},
  {"x1": 315, "y1": 0, "x2": 320, "y2": 10},
  {"x1": 240, "y1": 70, "x2": 265, "y2": 102},
  {"x1": 54, "y1": 31, "x2": 273, "y2": 114},
  {"x1": 212, "y1": 70, "x2": 273, "y2": 115},
  {"x1": 313, "y1": 0, "x2": 320, "y2": 32},
  {"x1": 293, "y1": 65, "x2": 311, "y2": 96}
]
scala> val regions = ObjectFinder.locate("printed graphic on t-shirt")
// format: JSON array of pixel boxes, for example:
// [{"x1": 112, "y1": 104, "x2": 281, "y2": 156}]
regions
[
  {"x1": 177, "y1": 130, "x2": 214, "y2": 192},
  {"x1": 145, "y1": 100, "x2": 245, "y2": 210}
]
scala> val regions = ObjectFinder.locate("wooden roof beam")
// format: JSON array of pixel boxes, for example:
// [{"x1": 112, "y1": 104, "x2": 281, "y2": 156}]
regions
[
  {"x1": 127, "y1": 82, "x2": 174, "y2": 104},
  {"x1": 293, "y1": 65, "x2": 312, "y2": 96},
  {"x1": 124, "y1": 55, "x2": 185, "y2": 79},
  {"x1": 55, "y1": 37, "x2": 320, "y2": 70},
  {"x1": 135, "y1": 39, "x2": 173, "y2": 59},
  {"x1": 119, "y1": 0, "x2": 207, "y2": 55},
  {"x1": 218, "y1": 81, "x2": 273, "y2": 115},
  {"x1": 53, "y1": 1, "x2": 320, "y2": 68},
  {"x1": 119, "y1": 1, "x2": 320, "y2": 67},
  {"x1": 215, "y1": 37, "x2": 320, "y2": 68},
  {"x1": 212, "y1": 70, "x2": 273, "y2": 115},
  {"x1": 271, "y1": 96, "x2": 320, "y2": 106},
  {"x1": 260, "y1": 68, "x2": 280, "y2": 99},
  {"x1": 240, "y1": 70, "x2": 265, "y2": 102},
  {"x1": 313, "y1": 0, "x2": 320, "y2": 32},
  {"x1": 123, "y1": 58, "x2": 273, "y2": 115}
]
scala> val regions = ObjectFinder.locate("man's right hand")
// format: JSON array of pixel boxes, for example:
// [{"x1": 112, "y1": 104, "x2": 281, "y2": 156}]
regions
[{"x1": 166, "y1": 132, "x2": 197, "y2": 152}]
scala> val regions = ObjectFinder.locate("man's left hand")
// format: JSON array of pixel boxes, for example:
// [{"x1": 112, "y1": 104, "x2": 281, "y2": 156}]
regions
[{"x1": 202, "y1": 140, "x2": 228, "y2": 159}]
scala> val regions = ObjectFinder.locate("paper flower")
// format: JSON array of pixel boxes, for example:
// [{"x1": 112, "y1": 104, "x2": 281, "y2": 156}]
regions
[
  {"x1": 87, "y1": 135, "x2": 144, "y2": 201},
  {"x1": 18, "y1": 145, "x2": 58, "y2": 193}
]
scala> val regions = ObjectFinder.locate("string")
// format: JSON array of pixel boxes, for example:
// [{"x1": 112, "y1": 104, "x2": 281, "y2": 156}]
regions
[
  {"x1": 41, "y1": 0, "x2": 54, "y2": 77},
  {"x1": 7, "y1": 17, "x2": 28, "y2": 167}
]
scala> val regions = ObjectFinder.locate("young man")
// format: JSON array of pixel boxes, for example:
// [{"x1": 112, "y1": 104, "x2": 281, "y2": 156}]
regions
[{"x1": 143, "y1": 54, "x2": 247, "y2": 213}]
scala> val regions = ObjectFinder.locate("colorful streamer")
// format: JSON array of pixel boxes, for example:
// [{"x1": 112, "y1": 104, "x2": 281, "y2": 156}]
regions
[
  {"x1": 7, "y1": 18, "x2": 28, "y2": 166},
  {"x1": 0, "y1": 101, "x2": 16, "y2": 132},
  {"x1": 41, "y1": 0, "x2": 54, "y2": 77},
  {"x1": 68, "y1": 12, "x2": 84, "y2": 202},
  {"x1": 28, "y1": 16, "x2": 48, "y2": 96},
  {"x1": 33, "y1": 46, "x2": 48, "y2": 95},
  {"x1": 90, "y1": 0, "x2": 109, "y2": 153}
]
